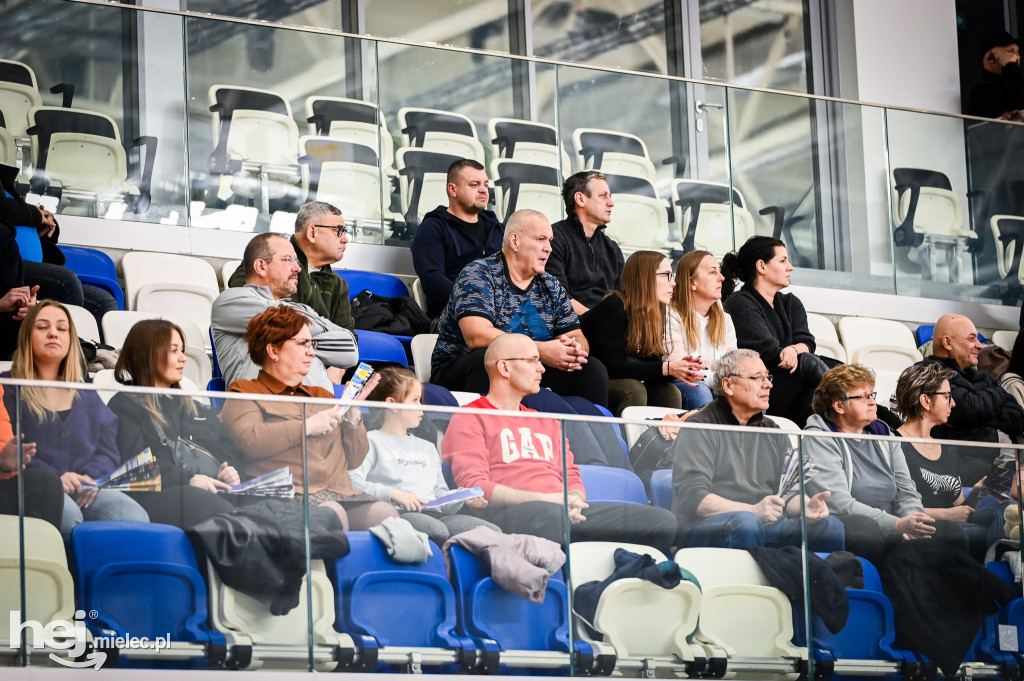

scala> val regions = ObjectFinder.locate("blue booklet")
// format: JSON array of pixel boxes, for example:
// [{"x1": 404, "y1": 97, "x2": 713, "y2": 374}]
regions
[{"x1": 422, "y1": 487, "x2": 484, "y2": 509}]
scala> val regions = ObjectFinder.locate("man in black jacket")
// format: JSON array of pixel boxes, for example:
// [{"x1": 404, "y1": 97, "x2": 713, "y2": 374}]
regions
[
  {"x1": 965, "y1": 31, "x2": 1024, "y2": 120},
  {"x1": 919, "y1": 313, "x2": 1024, "y2": 484}
]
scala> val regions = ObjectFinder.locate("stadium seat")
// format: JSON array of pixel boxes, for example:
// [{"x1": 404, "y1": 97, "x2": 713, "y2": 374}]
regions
[
  {"x1": 208, "y1": 85, "x2": 301, "y2": 214},
  {"x1": 411, "y1": 278, "x2": 426, "y2": 313},
  {"x1": 0, "y1": 59, "x2": 42, "y2": 140},
  {"x1": 219, "y1": 260, "x2": 241, "y2": 290},
  {"x1": 355, "y1": 329, "x2": 408, "y2": 367},
  {"x1": 602, "y1": 174, "x2": 675, "y2": 254},
  {"x1": 299, "y1": 137, "x2": 388, "y2": 225},
  {"x1": 837, "y1": 316, "x2": 922, "y2": 373},
  {"x1": 410, "y1": 333, "x2": 438, "y2": 383},
  {"x1": 874, "y1": 369, "x2": 901, "y2": 410},
  {"x1": 993, "y1": 330, "x2": 1018, "y2": 353},
  {"x1": 66, "y1": 304, "x2": 99, "y2": 344},
  {"x1": 891, "y1": 167, "x2": 978, "y2": 282},
  {"x1": 396, "y1": 148, "x2": 463, "y2": 225},
  {"x1": 398, "y1": 108, "x2": 484, "y2": 162},
  {"x1": 620, "y1": 405, "x2": 684, "y2": 448},
  {"x1": 488, "y1": 117, "x2": 571, "y2": 170},
  {"x1": 451, "y1": 391, "x2": 481, "y2": 406},
  {"x1": 768, "y1": 415, "x2": 801, "y2": 449},
  {"x1": 336, "y1": 269, "x2": 409, "y2": 299},
  {"x1": 14, "y1": 225, "x2": 42, "y2": 262},
  {"x1": 71, "y1": 522, "x2": 227, "y2": 668},
  {"x1": 329, "y1": 531, "x2": 475, "y2": 672},
  {"x1": 568, "y1": 542, "x2": 703, "y2": 672},
  {"x1": 490, "y1": 159, "x2": 563, "y2": 222},
  {"x1": 60, "y1": 245, "x2": 125, "y2": 310},
  {"x1": 0, "y1": 516, "x2": 77, "y2": 656},
  {"x1": 0, "y1": 123, "x2": 16, "y2": 166},
  {"x1": 578, "y1": 465, "x2": 647, "y2": 504},
  {"x1": 671, "y1": 180, "x2": 756, "y2": 259},
  {"x1": 304, "y1": 96, "x2": 396, "y2": 176},
  {"x1": 988, "y1": 214, "x2": 1024, "y2": 290},
  {"x1": 27, "y1": 106, "x2": 154, "y2": 216},
  {"x1": 649, "y1": 469, "x2": 673, "y2": 510},
  {"x1": 806, "y1": 313, "x2": 847, "y2": 363},
  {"x1": 122, "y1": 252, "x2": 220, "y2": 340},
  {"x1": 448, "y1": 542, "x2": 613, "y2": 674},
  {"x1": 915, "y1": 324, "x2": 935, "y2": 347},
  {"x1": 205, "y1": 559, "x2": 354, "y2": 670},
  {"x1": 674, "y1": 547, "x2": 806, "y2": 675},
  {"x1": 572, "y1": 128, "x2": 656, "y2": 183}
]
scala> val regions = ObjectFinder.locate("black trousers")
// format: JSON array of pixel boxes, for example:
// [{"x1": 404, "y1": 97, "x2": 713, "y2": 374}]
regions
[
  {"x1": 432, "y1": 347, "x2": 610, "y2": 408},
  {"x1": 128, "y1": 485, "x2": 264, "y2": 529},
  {"x1": 838, "y1": 513, "x2": 969, "y2": 566},
  {"x1": 0, "y1": 467, "x2": 65, "y2": 530},
  {"x1": 485, "y1": 500, "x2": 678, "y2": 556},
  {"x1": 766, "y1": 352, "x2": 828, "y2": 426}
]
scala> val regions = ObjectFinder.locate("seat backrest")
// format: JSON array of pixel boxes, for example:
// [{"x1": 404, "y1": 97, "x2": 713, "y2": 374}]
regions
[
  {"x1": 354, "y1": 329, "x2": 409, "y2": 367},
  {"x1": 410, "y1": 333, "x2": 438, "y2": 383},
  {"x1": 28, "y1": 106, "x2": 120, "y2": 175},
  {"x1": 620, "y1": 405, "x2": 684, "y2": 448},
  {"x1": 673, "y1": 547, "x2": 769, "y2": 588},
  {"x1": 0, "y1": 126, "x2": 15, "y2": 166},
  {"x1": 492, "y1": 159, "x2": 563, "y2": 221},
  {"x1": 305, "y1": 96, "x2": 395, "y2": 171},
  {"x1": 568, "y1": 541, "x2": 668, "y2": 586},
  {"x1": 602, "y1": 180, "x2": 672, "y2": 252},
  {"x1": 224, "y1": 110, "x2": 299, "y2": 166},
  {"x1": 838, "y1": 316, "x2": 919, "y2": 359},
  {"x1": 71, "y1": 522, "x2": 216, "y2": 642},
  {"x1": 396, "y1": 147, "x2": 463, "y2": 224},
  {"x1": 649, "y1": 469, "x2": 673, "y2": 509},
  {"x1": 578, "y1": 464, "x2": 648, "y2": 504},
  {"x1": 451, "y1": 391, "x2": 481, "y2": 406},
  {"x1": 220, "y1": 260, "x2": 241, "y2": 289},
  {"x1": 336, "y1": 269, "x2": 409, "y2": 299},
  {"x1": 45, "y1": 132, "x2": 128, "y2": 192},
  {"x1": 488, "y1": 117, "x2": 570, "y2": 170},
  {"x1": 0, "y1": 60, "x2": 42, "y2": 137},
  {"x1": 993, "y1": 329, "x2": 1018, "y2": 353},
  {"x1": 399, "y1": 107, "x2": 477, "y2": 147},
  {"x1": 573, "y1": 127, "x2": 649, "y2": 163},
  {"x1": 122, "y1": 251, "x2": 219, "y2": 311},
  {"x1": 65, "y1": 304, "x2": 100, "y2": 343},
  {"x1": 60, "y1": 245, "x2": 125, "y2": 310},
  {"x1": 14, "y1": 225, "x2": 42, "y2": 263},
  {"x1": 805, "y1": 313, "x2": 838, "y2": 342},
  {"x1": 0, "y1": 515, "x2": 76, "y2": 645},
  {"x1": 892, "y1": 167, "x2": 964, "y2": 237}
]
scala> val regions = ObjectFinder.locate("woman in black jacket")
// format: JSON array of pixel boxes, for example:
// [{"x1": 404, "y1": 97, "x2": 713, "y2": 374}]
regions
[
  {"x1": 107, "y1": 319, "x2": 251, "y2": 527},
  {"x1": 721, "y1": 235, "x2": 827, "y2": 425}
]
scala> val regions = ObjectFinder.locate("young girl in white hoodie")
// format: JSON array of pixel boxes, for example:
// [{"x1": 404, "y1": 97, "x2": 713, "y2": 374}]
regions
[{"x1": 351, "y1": 367, "x2": 497, "y2": 546}]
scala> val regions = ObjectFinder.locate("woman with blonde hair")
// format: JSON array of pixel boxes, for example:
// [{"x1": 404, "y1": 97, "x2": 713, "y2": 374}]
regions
[
  {"x1": 581, "y1": 250, "x2": 703, "y2": 412},
  {"x1": 1, "y1": 300, "x2": 148, "y2": 538},
  {"x1": 665, "y1": 249, "x2": 737, "y2": 407}
]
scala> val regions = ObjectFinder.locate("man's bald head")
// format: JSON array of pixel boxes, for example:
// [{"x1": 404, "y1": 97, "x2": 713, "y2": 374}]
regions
[
  {"x1": 932, "y1": 313, "x2": 982, "y2": 369},
  {"x1": 484, "y1": 333, "x2": 535, "y2": 377}
]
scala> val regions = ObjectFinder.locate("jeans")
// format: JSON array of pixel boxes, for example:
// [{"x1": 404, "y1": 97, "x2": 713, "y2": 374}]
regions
[
  {"x1": 60, "y1": 489, "x2": 150, "y2": 540},
  {"x1": 671, "y1": 379, "x2": 714, "y2": 410},
  {"x1": 682, "y1": 510, "x2": 845, "y2": 552}
]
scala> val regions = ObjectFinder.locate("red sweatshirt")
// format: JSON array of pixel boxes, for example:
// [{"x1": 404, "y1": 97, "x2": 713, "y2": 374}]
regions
[{"x1": 442, "y1": 396, "x2": 585, "y2": 502}]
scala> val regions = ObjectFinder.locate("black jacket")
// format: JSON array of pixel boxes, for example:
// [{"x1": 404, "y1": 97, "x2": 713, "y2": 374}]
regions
[
  {"x1": 107, "y1": 392, "x2": 243, "y2": 487},
  {"x1": 547, "y1": 214, "x2": 624, "y2": 311},
  {"x1": 920, "y1": 355, "x2": 1024, "y2": 443},
  {"x1": 580, "y1": 292, "x2": 670, "y2": 383},
  {"x1": 723, "y1": 287, "x2": 815, "y2": 369},
  {"x1": 965, "y1": 63, "x2": 1024, "y2": 118}
]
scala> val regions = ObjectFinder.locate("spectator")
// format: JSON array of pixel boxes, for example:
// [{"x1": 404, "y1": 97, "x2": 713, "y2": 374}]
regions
[
  {"x1": 919, "y1": 313, "x2": 1024, "y2": 485},
  {"x1": 411, "y1": 159, "x2": 503, "y2": 320},
  {"x1": 350, "y1": 366, "x2": 498, "y2": 546},
  {"x1": 0, "y1": 385, "x2": 65, "y2": 529},
  {"x1": 805, "y1": 363, "x2": 967, "y2": 565},
  {"x1": 220, "y1": 305, "x2": 396, "y2": 530},
  {"x1": 0, "y1": 284, "x2": 37, "y2": 359},
  {"x1": 229, "y1": 201, "x2": 355, "y2": 330},
  {"x1": 107, "y1": 319, "x2": 257, "y2": 528},
  {"x1": 894, "y1": 362, "x2": 1005, "y2": 560},
  {"x1": 580, "y1": 250, "x2": 686, "y2": 413},
  {"x1": 442, "y1": 333, "x2": 678, "y2": 554},
  {"x1": 965, "y1": 31, "x2": 1024, "y2": 120},
  {"x1": 722, "y1": 235, "x2": 827, "y2": 425},
  {"x1": 212, "y1": 232, "x2": 358, "y2": 391},
  {"x1": 666, "y1": 249, "x2": 736, "y2": 407},
  {"x1": 546, "y1": 170, "x2": 623, "y2": 315},
  {"x1": 672, "y1": 348, "x2": 842, "y2": 550},
  {"x1": 430, "y1": 209, "x2": 608, "y2": 407},
  {"x1": 1, "y1": 301, "x2": 149, "y2": 539}
]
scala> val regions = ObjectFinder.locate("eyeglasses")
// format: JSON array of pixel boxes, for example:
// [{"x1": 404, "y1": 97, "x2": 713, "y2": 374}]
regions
[
  {"x1": 655, "y1": 271, "x2": 675, "y2": 282},
  {"x1": 845, "y1": 392, "x2": 877, "y2": 402},
  {"x1": 927, "y1": 391, "x2": 953, "y2": 400},
  {"x1": 313, "y1": 224, "x2": 349, "y2": 238},
  {"x1": 289, "y1": 338, "x2": 318, "y2": 350},
  {"x1": 262, "y1": 255, "x2": 299, "y2": 266},
  {"x1": 500, "y1": 357, "x2": 542, "y2": 366},
  {"x1": 728, "y1": 373, "x2": 773, "y2": 384}
]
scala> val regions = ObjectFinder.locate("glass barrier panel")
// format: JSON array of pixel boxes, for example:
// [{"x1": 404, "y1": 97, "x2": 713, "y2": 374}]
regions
[
  {"x1": 185, "y1": 16, "x2": 382, "y2": 240},
  {"x1": 964, "y1": 117, "x2": 1024, "y2": 307},
  {"x1": 0, "y1": 0, "x2": 187, "y2": 226},
  {"x1": 366, "y1": 0, "x2": 511, "y2": 54},
  {"x1": 182, "y1": 0, "x2": 346, "y2": 33}
]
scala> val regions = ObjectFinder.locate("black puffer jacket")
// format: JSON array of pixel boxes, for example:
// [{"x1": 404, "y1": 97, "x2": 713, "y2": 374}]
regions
[{"x1": 920, "y1": 355, "x2": 1024, "y2": 443}]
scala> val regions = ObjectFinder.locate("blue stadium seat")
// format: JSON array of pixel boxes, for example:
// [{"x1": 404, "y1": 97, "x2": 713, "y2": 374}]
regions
[
  {"x1": 649, "y1": 468, "x2": 672, "y2": 509},
  {"x1": 15, "y1": 225, "x2": 42, "y2": 262},
  {"x1": 914, "y1": 324, "x2": 934, "y2": 347},
  {"x1": 970, "y1": 561, "x2": 1024, "y2": 674},
  {"x1": 592, "y1": 403, "x2": 630, "y2": 458},
  {"x1": 336, "y1": 269, "x2": 409, "y2": 299},
  {"x1": 448, "y1": 543, "x2": 614, "y2": 675},
  {"x1": 355, "y1": 329, "x2": 408, "y2": 367},
  {"x1": 579, "y1": 465, "x2": 647, "y2": 505},
  {"x1": 71, "y1": 522, "x2": 227, "y2": 668},
  {"x1": 61, "y1": 245, "x2": 126, "y2": 310},
  {"x1": 206, "y1": 377, "x2": 226, "y2": 408},
  {"x1": 208, "y1": 327, "x2": 221, "y2": 378},
  {"x1": 328, "y1": 531, "x2": 475, "y2": 673}
]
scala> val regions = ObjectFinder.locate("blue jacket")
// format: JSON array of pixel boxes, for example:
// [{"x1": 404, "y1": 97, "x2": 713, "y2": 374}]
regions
[{"x1": 411, "y1": 205, "x2": 504, "y2": 318}]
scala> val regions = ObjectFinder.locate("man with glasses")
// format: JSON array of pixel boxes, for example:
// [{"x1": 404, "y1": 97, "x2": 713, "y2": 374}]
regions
[
  {"x1": 546, "y1": 171, "x2": 624, "y2": 316},
  {"x1": 672, "y1": 348, "x2": 843, "y2": 550},
  {"x1": 443, "y1": 333, "x2": 677, "y2": 553},
  {"x1": 213, "y1": 232, "x2": 358, "y2": 390},
  {"x1": 229, "y1": 201, "x2": 356, "y2": 331},
  {"x1": 919, "y1": 314, "x2": 1024, "y2": 484}
]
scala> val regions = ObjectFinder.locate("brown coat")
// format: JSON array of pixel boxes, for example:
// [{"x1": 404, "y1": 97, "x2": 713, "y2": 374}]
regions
[{"x1": 222, "y1": 371, "x2": 369, "y2": 496}]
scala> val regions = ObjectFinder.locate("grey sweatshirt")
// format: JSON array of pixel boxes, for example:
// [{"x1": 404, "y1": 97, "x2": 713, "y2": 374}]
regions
[
  {"x1": 804, "y1": 414, "x2": 924, "y2": 534},
  {"x1": 349, "y1": 430, "x2": 457, "y2": 513}
]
